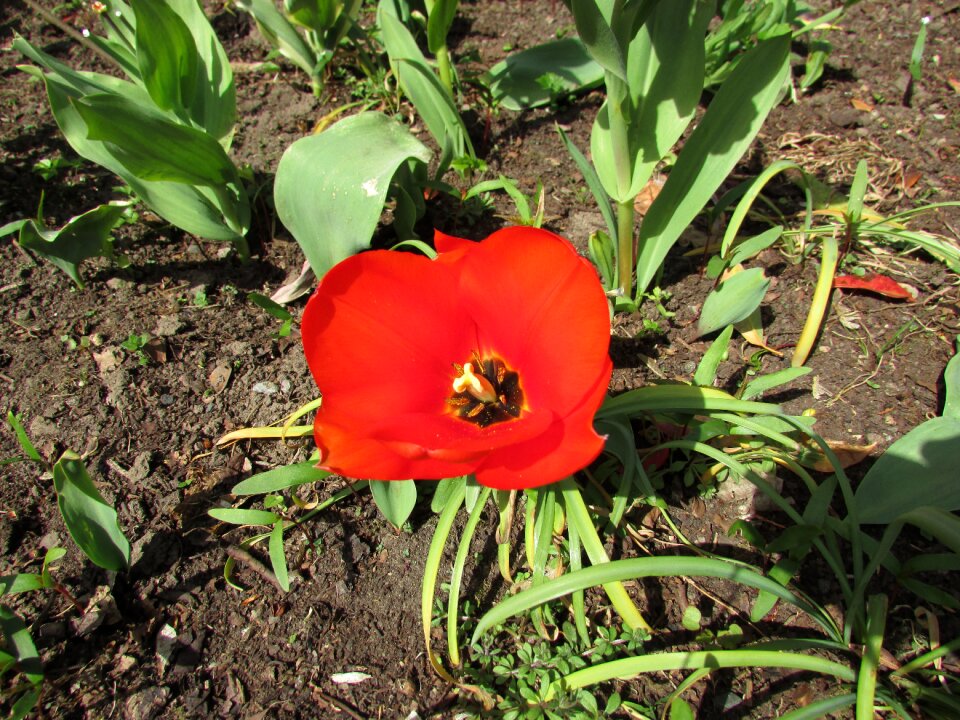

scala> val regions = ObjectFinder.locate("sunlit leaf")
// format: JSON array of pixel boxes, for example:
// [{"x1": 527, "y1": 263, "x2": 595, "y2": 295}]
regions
[
  {"x1": 274, "y1": 112, "x2": 431, "y2": 280},
  {"x1": 369, "y1": 479, "x2": 417, "y2": 529},
  {"x1": 698, "y1": 267, "x2": 770, "y2": 337},
  {"x1": 636, "y1": 33, "x2": 791, "y2": 294},
  {"x1": 52, "y1": 451, "x2": 130, "y2": 571},
  {"x1": 269, "y1": 520, "x2": 290, "y2": 592},
  {"x1": 208, "y1": 508, "x2": 280, "y2": 525},
  {"x1": 486, "y1": 38, "x2": 602, "y2": 111},
  {"x1": 854, "y1": 417, "x2": 960, "y2": 523},
  {"x1": 232, "y1": 461, "x2": 330, "y2": 495}
]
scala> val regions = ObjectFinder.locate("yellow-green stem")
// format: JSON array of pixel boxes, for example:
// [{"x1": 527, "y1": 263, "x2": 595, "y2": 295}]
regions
[
  {"x1": 792, "y1": 233, "x2": 838, "y2": 367},
  {"x1": 616, "y1": 199, "x2": 636, "y2": 300}
]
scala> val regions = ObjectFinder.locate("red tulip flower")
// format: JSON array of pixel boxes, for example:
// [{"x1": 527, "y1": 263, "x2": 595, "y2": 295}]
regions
[{"x1": 301, "y1": 227, "x2": 613, "y2": 490}]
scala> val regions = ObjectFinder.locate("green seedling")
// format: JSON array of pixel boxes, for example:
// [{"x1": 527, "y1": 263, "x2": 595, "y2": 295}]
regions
[
  {"x1": 248, "y1": 292, "x2": 293, "y2": 338},
  {"x1": 3, "y1": 412, "x2": 131, "y2": 717}
]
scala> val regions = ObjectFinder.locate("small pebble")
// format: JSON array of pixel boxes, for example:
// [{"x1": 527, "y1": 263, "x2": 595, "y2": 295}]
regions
[
  {"x1": 252, "y1": 382, "x2": 278, "y2": 395},
  {"x1": 160, "y1": 394, "x2": 175, "y2": 406}
]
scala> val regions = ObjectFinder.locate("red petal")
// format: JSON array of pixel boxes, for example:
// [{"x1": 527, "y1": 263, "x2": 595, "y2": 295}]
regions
[
  {"x1": 475, "y1": 362, "x2": 611, "y2": 490},
  {"x1": 454, "y1": 227, "x2": 612, "y2": 413},
  {"x1": 833, "y1": 273, "x2": 914, "y2": 300}
]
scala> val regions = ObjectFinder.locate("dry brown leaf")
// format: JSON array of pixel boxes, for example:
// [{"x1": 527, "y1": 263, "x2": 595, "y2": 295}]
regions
[
  {"x1": 948, "y1": 76, "x2": 960, "y2": 94},
  {"x1": 634, "y1": 175, "x2": 664, "y2": 216},
  {"x1": 851, "y1": 97, "x2": 874, "y2": 112},
  {"x1": 804, "y1": 439, "x2": 877, "y2": 472}
]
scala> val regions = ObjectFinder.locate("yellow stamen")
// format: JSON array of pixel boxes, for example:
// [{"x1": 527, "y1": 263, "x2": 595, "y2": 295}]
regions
[{"x1": 452, "y1": 362, "x2": 497, "y2": 404}]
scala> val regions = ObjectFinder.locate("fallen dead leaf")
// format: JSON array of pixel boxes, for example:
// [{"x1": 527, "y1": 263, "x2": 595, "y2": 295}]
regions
[
  {"x1": 801, "y1": 439, "x2": 878, "y2": 472},
  {"x1": 634, "y1": 175, "x2": 664, "y2": 216},
  {"x1": 948, "y1": 76, "x2": 960, "y2": 94},
  {"x1": 851, "y1": 97, "x2": 874, "y2": 112},
  {"x1": 143, "y1": 338, "x2": 168, "y2": 363},
  {"x1": 208, "y1": 364, "x2": 232, "y2": 394}
]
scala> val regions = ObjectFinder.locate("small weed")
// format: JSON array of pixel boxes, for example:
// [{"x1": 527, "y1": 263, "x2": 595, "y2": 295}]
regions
[
  {"x1": 120, "y1": 332, "x2": 150, "y2": 366},
  {"x1": 32, "y1": 155, "x2": 82, "y2": 181}
]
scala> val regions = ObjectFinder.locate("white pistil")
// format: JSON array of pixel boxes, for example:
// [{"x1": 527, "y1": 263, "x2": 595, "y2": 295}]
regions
[{"x1": 452, "y1": 362, "x2": 497, "y2": 404}]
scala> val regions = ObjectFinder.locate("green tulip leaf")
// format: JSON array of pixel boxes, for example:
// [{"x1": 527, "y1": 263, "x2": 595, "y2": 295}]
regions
[
  {"x1": 943, "y1": 349, "x2": 960, "y2": 420},
  {"x1": 74, "y1": 94, "x2": 235, "y2": 187},
  {"x1": 274, "y1": 112, "x2": 430, "y2": 279},
  {"x1": 269, "y1": 520, "x2": 290, "y2": 592},
  {"x1": 636, "y1": 33, "x2": 791, "y2": 295},
  {"x1": 10, "y1": 203, "x2": 128, "y2": 287},
  {"x1": 52, "y1": 451, "x2": 130, "y2": 571},
  {"x1": 208, "y1": 508, "x2": 281, "y2": 526},
  {"x1": 232, "y1": 461, "x2": 331, "y2": 495},
  {"x1": 369, "y1": 479, "x2": 418, "y2": 529},
  {"x1": 426, "y1": 0, "x2": 459, "y2": 55},
  {"x1": 486, "y1": 38, "x2": 603, "y2": 111},
  {"x1": 697, "y1": 267, "x2": 770, "y2": 337},
  {"x1": 854, "y1": 417, "x2": 960, "y2": 524},
  {"x1": 130, "y1": 0, "x2": 199, "y2": 117}
]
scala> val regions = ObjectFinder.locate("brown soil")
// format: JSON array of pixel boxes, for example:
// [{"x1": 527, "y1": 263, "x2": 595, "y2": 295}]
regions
[{"x1": 1, "y1": 1, "x2": 958, "y2": 718}]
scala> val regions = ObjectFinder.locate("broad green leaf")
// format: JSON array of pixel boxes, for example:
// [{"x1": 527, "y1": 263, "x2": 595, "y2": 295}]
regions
[
  {"x1": 15, "y1": 203, "x2": 128, "y2": 287},
  {"x1": 636, "y1": 33, "x2": 791, "y2": 294},
  {"x1": 274, "y1": 112, "x2": 430, "y2": 279},
  {"x1": 377, "y1": 5, "x2": 471, "y2": 167},
  {"x1": 232, "y1": 461, "x2": 330, "y2": 495},
  {"x1": 697, "y1": 267, "x2": 770, "y2": 336},
  {"x1": 669, "y1": 698, "x2": 695, "y2": 720},
  {"x1": 131, "y1": 0, "x2": 199, "y2": 118},
  {"x1": 725, "y1": 226, "x2": 784, "y2": 270},
  {"x1": 74, "y1": 94, "x2": 236, "y2": 187},
  {"x1": 16, "y1": 39, "x2": 246, "y2": 241},
  {"x1": 369, "y1": 479, "x2": 417, "y2": 528},
  {"x1": 431, "y1": 476, "x2": 466, "y2": 513},
  {"x1": 741, "y1": 367, "x2": 812, "y2": 401},
  {"x1": 247, "y1": 292, "x2": 293, "y2": 322},
  {"x1": 162, "y1": 0, "x2": 237, "y2": 143},
  {"x1": 208, "y1": 508, "x2": 280, "y2": 525},
  {"x1": 269, "y1": 520, "x2": 290, "y2": 591},
  {"x1": 9, "y1": 686, "x2": 41, "y2": 720},
  {"x1": 485, "y1": 38, "x2": 603, "y2": 111},
  {"x1": 693, "y1": 325, "x2": 734, "y2": 387},
  {"x1": 902, "y1": 507, "x2": 960, "y2": 557},
  {"x1": 854, "y1": 417, "x2": 960, "y2": 523},
  {"x1": 426, "y1": 0, "x2": 458, "y2": 55},
  {"x1": 52, "y1": 451, "x2": 130, "y2": 571},
  {"x1": 286, "y1": 0, "x2": 335, "y2": 29},
  {"x1": 846, "y1": 159, "x2": 868, "y2": 225}
]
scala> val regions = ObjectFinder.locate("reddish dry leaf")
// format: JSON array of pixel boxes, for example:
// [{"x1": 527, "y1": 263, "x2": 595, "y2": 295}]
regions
[
  {"x1": 902, "y1": 169, "x2": 923, "y2": 190},
  {"x1": 833, "y1": 273, "x2": 915, "y2": 300},
  {"x1": 851, "y1": 97, "x2": 874, "y2": 112},
  {"x1": 948, "y1": 76, "x2": 960, "y2": 94}
]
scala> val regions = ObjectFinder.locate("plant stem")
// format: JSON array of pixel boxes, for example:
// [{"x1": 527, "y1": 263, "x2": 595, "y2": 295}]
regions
[{"x1": 617, "y1": 199, "x2": 636, "y2": 300}]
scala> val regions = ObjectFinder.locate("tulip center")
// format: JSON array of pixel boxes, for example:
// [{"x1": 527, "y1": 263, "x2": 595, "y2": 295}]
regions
[{"x1": 449, "y1": 355, "x2": 524, "y2": 428}]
